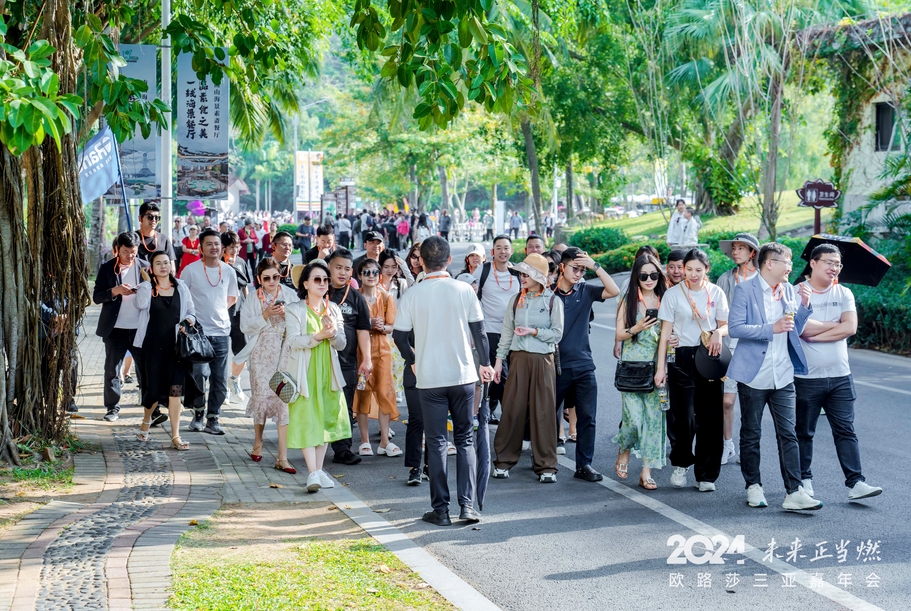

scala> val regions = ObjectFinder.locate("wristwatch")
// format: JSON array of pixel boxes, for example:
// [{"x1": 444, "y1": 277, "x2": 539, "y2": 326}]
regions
[{"x1": 593, "y1": 262, "x2": 602, "y2": 271}]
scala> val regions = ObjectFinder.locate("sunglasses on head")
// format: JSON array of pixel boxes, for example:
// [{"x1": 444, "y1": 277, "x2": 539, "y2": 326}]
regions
[
  {"x1": 361, "y1": 269, "x2": 380, "y2": 277},
  {"x1": 639, "y1": 272, "x2": 661, "y2": 282}
]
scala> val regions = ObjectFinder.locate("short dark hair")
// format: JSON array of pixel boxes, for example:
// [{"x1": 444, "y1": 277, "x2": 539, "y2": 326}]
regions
[
  {"x1": 327, "y1": 247, "x2": 353, "y2": 264},
  {"x1": 635, "y1": 245, "x2": 660, "y2": 260},
  {"x1": 560, "y1": 246, "x2": 584, "y2": 264},
  {"x1": 221, "y1": 231, "x2": 239, "y2": 248},
  {"x1": 138, "y1": 202, "x2": 160, "y2": 217},
  {"x1": 683, "y1": 248, "x2": 711, "y2": 270},
  {"x1": 492, "y1": 234, "x2": 512, "y2": 246},
  {"x1": 420, "y1": 236, "x2": 450, "y2": 271},
  {"x1": 758, "y1": 242, "x2": 791, "y2": 268},
  {"x1": 667, "y1": 249, "x2": 687, "y2": 264},
  {"x1": 116, "y1": 231, "x2": 140, "y2": 249},
  {"x1": 676, "y1": 199, "x2": 685, "y2": 206},
  {"x1": 256, "y1": 256, "x2": 281, "y2": 277},
  {"x1": 199, "y1": 228, "x2": 222, "y2": 245},
  {"x1": 811, "y1": 243, "x2": 840, "y2": 260},
  {"x1": 316, "y1": 224, "x2": 334, "y2": 237},
  {"x1": 272, "y1": 231, "x2": 293, "y2": 244},
  {"x1": 526, "y1": 235, "x2": 545, "y2": 248}
]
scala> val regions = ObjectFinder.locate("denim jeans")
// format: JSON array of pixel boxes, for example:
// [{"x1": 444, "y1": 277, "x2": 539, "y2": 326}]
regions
[
  {"x1": 555, "y1": 367, "x2": 598, "y2": 468},
  {"x1": 202, "y1": 335, "x2": 230, "y2": 418},
  {"x1": 737, "y1": 382, "x2": 802, "y2": 494},
  {"x1": 794, "y1": 375, "x2": 865, "y2": 488}
]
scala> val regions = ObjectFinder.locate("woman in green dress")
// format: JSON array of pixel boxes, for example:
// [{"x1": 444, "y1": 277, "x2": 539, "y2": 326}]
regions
[
  {"x1": 613, "y1": 254, "x2": 668, "y2": 490},
  {"x1": 286, "y1": 260, "x2": 350, "y2": 493}
]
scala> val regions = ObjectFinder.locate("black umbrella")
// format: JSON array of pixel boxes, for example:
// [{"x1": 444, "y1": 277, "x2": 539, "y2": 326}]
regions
[
  {"x1": 474, "y1": 382, "x2": 491, "y2": 511},
  {"x1": 797, "y1": 234, "x2": 891, "y2": 287}
]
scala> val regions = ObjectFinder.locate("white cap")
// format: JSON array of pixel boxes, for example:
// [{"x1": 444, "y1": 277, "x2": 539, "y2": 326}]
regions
[{"x1": 456, "y1": 273, "x2": 479, "y2": 285}]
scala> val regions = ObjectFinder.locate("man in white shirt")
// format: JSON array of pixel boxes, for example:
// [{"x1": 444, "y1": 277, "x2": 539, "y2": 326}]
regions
[
  {"x1": 472, "y1": 235, "x2": 521, "y2": 424},
  {"x1": 795, "y1": 244, "x2": 882, "y2": 501},
  {"x1": 394, "y1": 237, "x2": 494, "y2": 526},
  {"x1": 181, "y1": 229, "x2": 239, "y2": 435},
  {"x1": 680, "y1": 207, "x2": 700, "y2": 245},
  {"x1": 666, "y1": 199, "x2": 686, "y2": 245},
  {"x1": 728, "y1": 243, "x2": 821, "y2": 511}
]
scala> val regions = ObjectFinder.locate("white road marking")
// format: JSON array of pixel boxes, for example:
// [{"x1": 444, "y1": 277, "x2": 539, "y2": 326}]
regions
[
  {"x1": 854, "y1": 379, "x2": 911, "y2": 396},
  {"x1": 556, "y1": 456, "x2": 884, "y2": 611},
  {"x1": 591, "y1": 322, "x2": 616, "y2": 331}
]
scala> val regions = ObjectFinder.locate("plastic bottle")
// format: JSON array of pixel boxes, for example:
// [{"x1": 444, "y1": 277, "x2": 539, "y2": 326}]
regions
[
  {"x1": 357, "y1": 372, "x2": 367, "y2": 391},
  {"x1": 667, "y1": 333, "x2": 677, "y2": 364},
  {"x1": 658, "y1": 385, "x2": 669, "y2": 411}
]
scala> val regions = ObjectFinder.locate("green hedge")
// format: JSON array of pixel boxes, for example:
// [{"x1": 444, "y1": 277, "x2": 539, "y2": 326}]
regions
[
  {"x1": 568, "y1": 226, "x2": 629, "y2": 254},
  {"x1": 279, "y1": 223, "x2": 298, "y2": 235}
]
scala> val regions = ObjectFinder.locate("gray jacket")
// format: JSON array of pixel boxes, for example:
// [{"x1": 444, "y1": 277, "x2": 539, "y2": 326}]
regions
[{"x1": 497, "y1": 289, "x2": 564, "y2": 360}]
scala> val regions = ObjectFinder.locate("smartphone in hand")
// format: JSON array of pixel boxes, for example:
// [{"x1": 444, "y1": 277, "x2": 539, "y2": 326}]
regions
[{"x1": 645, "y1": 308, "x2": 659, "y2": 320}]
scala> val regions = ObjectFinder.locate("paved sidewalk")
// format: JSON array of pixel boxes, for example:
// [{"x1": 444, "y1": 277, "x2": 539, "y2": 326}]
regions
[{"x1": 1, "y1": 305, "x2": 498, "y2": 611}]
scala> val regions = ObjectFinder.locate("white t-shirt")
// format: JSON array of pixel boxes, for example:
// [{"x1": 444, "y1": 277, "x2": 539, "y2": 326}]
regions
[
  {"x1": 180, "y1": 260, "x2": 239, "y2": 336},
  {"x1": 658, "y1": 282, "x2": 729, "y2": 348},
  {"x1": 473, "y1": 265, "x2": 520, "y2": 332},
  {"x1": 666, "y1": 211, "x2": 685, "y2": 244},
  {"x1": 796, "y1": 282, "x2": 855, "y2": 379},
  {"x1": 394, "y1": 272, "x2": 484, "y2": 389},
  {"x1": 114, "y1": 264, "x2": 142, "y2": 329}
]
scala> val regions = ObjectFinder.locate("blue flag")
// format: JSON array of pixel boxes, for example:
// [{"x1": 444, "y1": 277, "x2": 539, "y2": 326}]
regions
[{"x1": 78, "y1": 126, "x2": 121, "y2": 205}]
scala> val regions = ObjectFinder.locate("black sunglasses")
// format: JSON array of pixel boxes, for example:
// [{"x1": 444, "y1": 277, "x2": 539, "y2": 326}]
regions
[
  {"x1": 639, "y1": 272, "x2": 661, "y2": 282},
  {"x1": 145, "y1": 214, "x2": 161, "y2": 222},
  {"x1": 361, "y1": 269, "x2": 380, "y2": 277}
]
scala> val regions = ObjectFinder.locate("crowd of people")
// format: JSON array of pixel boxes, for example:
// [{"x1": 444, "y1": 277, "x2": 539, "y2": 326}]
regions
[{"x1": 90, "y1": 201, "x2": 882, "y2": 527}]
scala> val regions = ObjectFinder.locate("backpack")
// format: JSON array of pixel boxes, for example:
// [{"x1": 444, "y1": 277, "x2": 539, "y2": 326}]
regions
[
  {"x1": 476, "y1": 262, "x2": 492, "y2": 301},
  {"x1": 511, "y1": 291, "x2": 562, "y2": 376}
]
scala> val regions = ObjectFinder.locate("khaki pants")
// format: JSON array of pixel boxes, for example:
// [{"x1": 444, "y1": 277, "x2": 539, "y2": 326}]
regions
[{"x1": 494, "y1": 351, "x2": 557, "y2": 475}]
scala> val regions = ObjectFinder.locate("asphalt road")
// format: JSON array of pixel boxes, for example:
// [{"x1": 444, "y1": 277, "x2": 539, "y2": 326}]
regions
[{"x1": 295, "y1": 241, "x2": 910, "y2": 611}]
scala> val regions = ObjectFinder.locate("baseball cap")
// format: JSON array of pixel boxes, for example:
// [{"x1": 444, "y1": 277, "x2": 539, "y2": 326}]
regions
[
  {"x1": 456, "y1": 273, "x2": 479, "y2": 285},
  {"x1": 364, "y1": 231, "x2": 384, "y2": 243}
]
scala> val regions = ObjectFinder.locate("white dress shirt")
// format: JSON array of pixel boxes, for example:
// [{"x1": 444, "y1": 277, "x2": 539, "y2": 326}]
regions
[{"x1": 747, "y1": 275, "x2": 795, "y2": 390}]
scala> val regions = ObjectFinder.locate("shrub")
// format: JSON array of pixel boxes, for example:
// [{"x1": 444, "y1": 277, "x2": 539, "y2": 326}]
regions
[
  {"x1": 278, "y1": 223, "x2": 298, "y2": 235},
  {"x1": 594, "y1": 241, "x2": 671, "y2": 274},
  {"x1": 568, "y1": 226, "x2": 629, "y2": 254}
]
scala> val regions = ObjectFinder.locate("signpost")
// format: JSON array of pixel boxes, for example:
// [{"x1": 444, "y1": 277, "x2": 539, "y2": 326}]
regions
[{"x1": 796, "y1": 179, "x2": 841, "y2": 234}]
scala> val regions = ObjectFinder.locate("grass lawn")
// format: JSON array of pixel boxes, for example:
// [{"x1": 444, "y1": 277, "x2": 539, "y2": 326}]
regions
[
  {"x1": 171, "y1": 502, "x2": 456, "y2": 611},
  {"x1": 585, "y1": 192, "x2": 833, "y2": 238}
]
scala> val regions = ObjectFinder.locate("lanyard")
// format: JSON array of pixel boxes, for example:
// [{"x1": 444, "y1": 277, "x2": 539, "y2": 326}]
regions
[
  {"x1": 141, "y1": 231, "x2": 158, "y2": 251},
  {"x1": 638, "y1": 288, "x2": 660, "y2": 309},
  {"x1": 734, "y1": 265, "x2": 755, "y2": 285},
  {"x1": 770, "y1": 284, "x2": 784, "y2": 301},
  {"x1": 682, "y1": 281, "x2": 710, "y2": 321},
  {"x1": 493, "y1": 268, "x2": 513, "y2": 291}
]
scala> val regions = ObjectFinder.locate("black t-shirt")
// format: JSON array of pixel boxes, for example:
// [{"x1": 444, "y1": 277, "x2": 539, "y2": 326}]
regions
[
  {"x1": 137, "y1": 232, "x2": 176, "y2": 263},
  {"x1": 296, "y1": 224, "x2": 315, "y2": 250},
  {"x1": 229, "y1": 260, "x2": 252, "y2": 317},
  {"x1": 329, "y1": 284, "x2": 371, "y2": 372},
  {"x1": 555, "y1": 283, "x2": 605, "y2": 372},
  {"x1": 304, "y1": 245, "x2": 335, "y2": 264}
]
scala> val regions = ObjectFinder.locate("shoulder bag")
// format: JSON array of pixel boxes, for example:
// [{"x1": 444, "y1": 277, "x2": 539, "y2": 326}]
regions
[
  {"x1": 176, "y1": 320, "x2": 215, "y2": 363},
  {"x1": 268, "y1": 309, "x2": 300, "y2": 404},
  {"x1": 614, "y1": 353, "x2": 655, "y2": 393}
]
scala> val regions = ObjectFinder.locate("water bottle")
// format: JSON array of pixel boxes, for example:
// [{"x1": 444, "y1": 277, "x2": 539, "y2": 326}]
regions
[
  {"x1": 357, "y1": 373, "x2": 367, "y2": 391},
  {"x1": 658, "y1": 386, "x2": 669, "y2": 412},
  {"x1": 667, "y1": 333, "x2": 677, "y2": 364}
]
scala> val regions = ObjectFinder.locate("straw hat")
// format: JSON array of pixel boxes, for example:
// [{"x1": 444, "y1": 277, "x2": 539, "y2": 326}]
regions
[
  {"x1": 511, "y1": 254, "x2": 549, "y2": 287},
  {"x1": 290, "y1": 264, "x2": 306, "y2": 289}
]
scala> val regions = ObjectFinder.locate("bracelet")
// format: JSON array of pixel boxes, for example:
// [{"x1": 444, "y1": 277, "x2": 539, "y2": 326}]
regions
[{"x1": 533, "y1": 328, "x2": 538, "y2": 337}]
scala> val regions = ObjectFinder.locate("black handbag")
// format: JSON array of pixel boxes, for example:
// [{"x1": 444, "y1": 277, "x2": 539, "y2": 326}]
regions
[
  {"x1": 614, "y1": 357, "x2": 656, "y2": 393},
  {"x1": 176, "y1": 320, "x2": 215, "y2": 363}
]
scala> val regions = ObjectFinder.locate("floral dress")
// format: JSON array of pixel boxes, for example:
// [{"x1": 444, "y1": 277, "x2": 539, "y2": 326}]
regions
[
  {"x1": 612, "y1": 311, "x2": 667, "y2": 469},
  {"x1": 246, "y1": 292, "x2": 290, "y2": 426}
]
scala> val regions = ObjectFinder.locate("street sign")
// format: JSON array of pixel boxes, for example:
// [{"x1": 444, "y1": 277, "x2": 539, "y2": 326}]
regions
[{"x1": 796, "y1": 179, "x2": 841, "y2": 234}]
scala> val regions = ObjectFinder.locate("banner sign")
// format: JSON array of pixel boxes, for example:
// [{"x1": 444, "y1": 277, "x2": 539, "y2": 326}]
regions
[
  {"x1": 79, "y1": 126, "x2": 122, "y2": 205},
  {"x1": 176, "y1": 51, "x2": 229, "y2": 200},
  {"x1": 106, "y1": 45, "x2": 160, "y2": 200},
  {"x1": 797, "y1": 179, "x2": 841, "y2": 210},
  {"x1": 294, "y1": 151, "x2": 310, "y2": 203}
]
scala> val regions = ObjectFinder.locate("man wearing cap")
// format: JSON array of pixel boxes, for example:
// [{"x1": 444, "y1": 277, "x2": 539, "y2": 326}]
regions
[
  {"x1": 353, "y1": 231, "x2": 385, "y2": 271},
  {"x1": 716, "y1": 232, "x2": 760, "y2": 465},
  {"x1": 728, "y1": 243, "x2": 821, "y2": 511}
]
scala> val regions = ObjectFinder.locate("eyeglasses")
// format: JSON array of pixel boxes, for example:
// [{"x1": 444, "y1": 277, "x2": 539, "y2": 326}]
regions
[
  {"x1": 639, "y1": 272, "x2": 661, "y2": 282},
  {"x1": 310, "y1": 276, "x2": 330, "y2": 285},
  {"x1": 361, "y1": 269, "x2": 380, "y2": 277},
  {"x1": 260, "y1": 274, "x2": 281, "y2": 282},
  {"x1": 816, "y1": 258, "x2": 843, "y2": 270},
  {"x1": 769, "y1": 258, "x2": 793, "y2": 268},
  {"x1": 565, "y1": 265, "x2": 585, "y2": 274},
  {"x1": 409, "y1": 254, "x2": 421, "y2": 260},
  {"x1": 145, "y1": 214, "x2": 161, "y2": 222}
]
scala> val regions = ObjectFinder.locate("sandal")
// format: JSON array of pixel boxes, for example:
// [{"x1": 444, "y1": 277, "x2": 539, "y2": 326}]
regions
[
  {"x1": 249, "y1": 443, "x2": 263, "y2": 463},
  {"x1": 377, "y1": 442, "x2": 403, "y2": 457},
  {"x1": 639, "y1": 476, "x2": 658, "y2": 491},
  {"x1": 358, "y1": 442, "x2": 374, "y2": 456},
  {"x1": 171, "y1": 436, "x2": 190, "y2": 451},
  {"x1": 274, "y1": 458, "x2": 297, "y2": 474},
  {"x1": 137, "y1": 420, "x2": 152, "y2": 442},
  {"x1": 615, "y1": 461, "x2": 629, "y2": 479},
  {"x1": 567, "y1": 433, "x2": 577, "y2": 443}
]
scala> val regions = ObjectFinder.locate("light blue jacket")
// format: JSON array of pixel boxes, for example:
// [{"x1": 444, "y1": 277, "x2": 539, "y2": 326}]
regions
[{"x1": 727, "y1": 275, "x2": 812, "y2": 383}]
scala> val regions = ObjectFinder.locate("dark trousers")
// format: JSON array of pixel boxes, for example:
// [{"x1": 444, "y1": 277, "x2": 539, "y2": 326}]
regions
[
  {"x1": 194, "y1": 335, "x2": 229, "y2": 418},
  {"x1": 738, "y1": 382, "x2": 802, "y2": 494},
  {"x1": 667, "y1": 346, "x2": 723, "y2": 483},
  {"x1": 440, "y1": 231, "x2": 450, "y2": 241},
  {"x1": 420, "y1": 384, "x2": 477, "y2": 512},
  {"x1": 484, "y1": 229, "x2": 493, "y2": 241},
  {"x1": 556, "y1": 366, "x2": 599, "y2": 467},
  {"x1": 486, "y1": 332, "x2": 508, "y2": 413},
  {"x1": 339, "y1": 232, "x2": 350, "y2": 249},
  {"x1": 102, "y1": 328, "x2": 140, "y2": 410},
  {"x1": 509, "y1": 227, "x2": 519, "y2": 240},
  {"x1": 404, "y1": 386, "x2": 425, "y2": 468},
  {"x1": 795, "y1": 375, "x2": 865, "y2": 488},
  {"x1": 331, "y1": 369, "x2": 358, "y2": 456}
]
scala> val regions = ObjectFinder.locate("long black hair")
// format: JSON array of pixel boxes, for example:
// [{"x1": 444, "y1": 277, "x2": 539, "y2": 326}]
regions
[
  {"x1": 378, "y1": 249, "x2": 405, "y2": 299},
  {"x1": 623, "y1": 254, "x2": 667, "y2": 342}
]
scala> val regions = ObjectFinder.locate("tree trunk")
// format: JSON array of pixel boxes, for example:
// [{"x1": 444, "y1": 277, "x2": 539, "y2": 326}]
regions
[
  {"x1": 521, "y1": 119, "x2": 544, "y2": 238},
  {"x1": 761, "y1": 76, "x2": 784, "y2": 241},
  {"x1": 437, "y1": 166, "x2": 451, "y2": 214},
  {"x1": 565, "y1": 158, "x2": 574, "y2": 219},
  {"x1": 89, "y1": 197, "x2": 106, "y2": 273},
  {"x1": 255, "y1": 177, "x2": 261, "y2": 211}
]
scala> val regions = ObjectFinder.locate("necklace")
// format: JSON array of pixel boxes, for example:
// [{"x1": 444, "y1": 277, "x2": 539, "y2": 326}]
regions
[
  {"x1": 257, "y1": 285, "x2": 280, "y2": 306},
  {"x1": 203, "y1": 262, "x2": 222, "y2": 287},
  {"x1": 682, "y1": 281, "x2": 710, "y2": 321},
  {"x1": 493, "y1": 267, "x2": 514, "y2": 291},
  {"x1": 141, "y1": 231, "x2": 158, "y2": 251},
  {"x1": 638, "y1": 288, "x2": 660, "y2": 309}
]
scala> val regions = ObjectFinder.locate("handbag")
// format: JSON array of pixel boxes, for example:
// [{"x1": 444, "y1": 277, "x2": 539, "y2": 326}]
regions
[
  {"x1": 614, "y1": 356, "x2": 656, "y2": 393},
  {"x1": 269, "y1": 370, "x2": 299, "y2": 404},
  {"x1": 176, "y1": 320, "x2": 215, "y2": 363}
]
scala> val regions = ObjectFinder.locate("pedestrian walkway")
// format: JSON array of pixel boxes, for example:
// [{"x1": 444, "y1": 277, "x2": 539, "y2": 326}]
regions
[{"x1": 0, "y1": 305, "x2": 499, "y2": 611}]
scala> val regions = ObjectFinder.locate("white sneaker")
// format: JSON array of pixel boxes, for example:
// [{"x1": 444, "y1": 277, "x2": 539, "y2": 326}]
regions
[
  {"x1": 446, "y1": 442, "x2": 457, "y2": 456},
  {"x1": 306, "y1": 471, "x2": 321, "y2": 493},
  {"x1": 521, "y1": 440, "x2": 531, "y2": 452},
  {"x1": 493, "y1": 468, "x2": 509, "y2": 479},
  {"x1": 848, "y1": 481, "x2": 883, "y2": 500},
  {"x1": 670, "y1": 467, "x2": 688, "y2": 488},
  {"x1": 783, "y1": 488, "x2": 823, "y2": 511},
  {"x1": 747, "y1": 484, "x2": 767, "y2": 508},
  {"x1": 720, "y1": 442, "x2": 737, "y2": 465},
  {"x1": 696, "y1": 481, "x2": 716, "y2": 492},
  {"x1": 539, "y1": 473, "x2": 557, "y2": 483},
  {"x1": 801, "y1": 479, "x2": 815, "y2": 498},
  {"x1": 318, "y1": 471, "x2": 336, "y2": 489},
  {"x1": 228, "y1": 377, "x2": 246, "y2": 404}
]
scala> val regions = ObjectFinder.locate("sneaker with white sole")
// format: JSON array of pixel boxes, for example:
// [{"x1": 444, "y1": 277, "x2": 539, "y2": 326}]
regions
[
  {"x1": 720, "y1": 442, "x2": 737, "y2": 465},
  {"x1": 306, "y1": 472, "x2": 321, "y2": 493},
  {"x1": 493, "y1": 468, "x2": 509, "y2": 479},
  {"x1": 539, "y1": 473, "x2": 557, "y2": 483},
  {"x1": 801, "y1": 479, "x2": 815, "y2": 498},
  {"x1": 783, "y1": 488, "x2": 823, "y2": 511},
  {"x1": 446, "y1": 442, "x2": 457, "y2": 456},
  {"x1": 188, "y1": 411, "x2": 205, "y2": 432},
  {"x1": 848, "y1": 481, "x2": 883, "y2": 501},
  {"x1": 670, "y1": 466, "x2": 688, "y2": 488},
  {"x1": 521, "y1": 440, "x2": 531, "y2": 452},
  {"x1": 318, "y1": 471, "x2": 336, "y2": 489},
  {"x1": 746, "y1": 484, "x2": 768, "y2": 508},
  {"x1": 228, "y1": 376, "x2": 246, "y2": 404},
  {"x1": 556, "y1": 439, "x2": 566, "y2": 455},
  {"x1": 696, "y1": 481, "x2": 716, "y2": 492}
]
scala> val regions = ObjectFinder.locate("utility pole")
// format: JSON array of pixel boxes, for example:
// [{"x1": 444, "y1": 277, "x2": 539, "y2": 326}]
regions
[{"x1": 161, "y1": 0, "x2": 172, "y2": 233}]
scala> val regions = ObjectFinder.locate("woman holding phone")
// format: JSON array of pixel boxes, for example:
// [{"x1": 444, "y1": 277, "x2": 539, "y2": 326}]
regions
[
  {"x1": 613, "y1": 254, "x2": 668, "y2": 489},
  {"x1": 238, "y1": 257, "x2": 300, "y2": 473}
]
